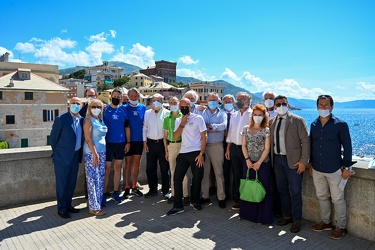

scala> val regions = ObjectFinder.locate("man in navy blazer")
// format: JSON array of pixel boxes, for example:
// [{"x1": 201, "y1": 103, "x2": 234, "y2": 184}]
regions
[{"x1": 51, "y1": 97, "x2": 84, "y2": 219}]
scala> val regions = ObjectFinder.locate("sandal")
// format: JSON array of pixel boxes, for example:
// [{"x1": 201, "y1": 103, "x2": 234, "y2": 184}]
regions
[{"x1": 89, "y1": 209, "x2": 106, "y2": 216}]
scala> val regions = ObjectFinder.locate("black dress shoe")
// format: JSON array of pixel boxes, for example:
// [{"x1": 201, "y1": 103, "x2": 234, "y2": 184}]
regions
[
  {"x1": 277, "y1": 217, "x2": 293, "y2": 226},
  {"x1": 200, "y1": 198, "x2": 211, "y2": 204},
  {"x1": 67, "y1": 207, "x2": 80, "y2": 213},
  {"x1": 58, "y1": 211, "x2": 71, "y2": 219},
  {"x1": 290, "y1": 221, "x2": 301, "y2": 233},
  {"x1": 218, "y1": 200, "x2": 226, "y2": 209}
]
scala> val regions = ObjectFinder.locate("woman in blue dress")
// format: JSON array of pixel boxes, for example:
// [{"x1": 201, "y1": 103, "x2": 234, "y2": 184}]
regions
[
  {"x1": 240, "y1": 104, "x2": 273, "y2": 224},
  {"x1": 83, "y1": 99, "x2": 108, "y2": 216}
]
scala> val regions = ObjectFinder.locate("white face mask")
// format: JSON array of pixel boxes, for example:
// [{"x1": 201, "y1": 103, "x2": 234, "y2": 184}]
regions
[
  {"x1": 129, "y1": 99, "x2": 138, "y2": 105},
  {"x1": 276, "y1": 105, "x2": 288, "y2": 115},
  {"x1": 170, "y1": 105, "x2": 179, "y2": 112},
  {"x1": 253, "y1": 116, "x2": 264, "y2": 124},
  {"x1": 318, "y1": 109, "x2": 330, "y2": 118},
  {"x1": 91, "y1": 108, "x2": 101, "y2": 117},
  {"x1": 264, "y1": 99, "x2": 274, "y2": 108}
]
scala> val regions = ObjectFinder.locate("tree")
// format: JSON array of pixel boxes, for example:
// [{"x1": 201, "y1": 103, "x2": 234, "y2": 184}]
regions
[
  {"x1": 97, "y1": 83, "x2": 114, "y2": 92},
  {"x1": 114, "y1": 76, "x2": 130, "y2": 88},
  {"x1": 69, "y1": 69, "x2": 85, "y2": 79},
  {"x1": 170, "y1": 81, "x2": 186, "y2": 87}
]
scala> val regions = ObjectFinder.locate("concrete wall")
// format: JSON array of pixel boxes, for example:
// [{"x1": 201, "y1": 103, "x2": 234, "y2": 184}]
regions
[{"x1": 0, "y1": 146, "x2": 374, "y2": 241}]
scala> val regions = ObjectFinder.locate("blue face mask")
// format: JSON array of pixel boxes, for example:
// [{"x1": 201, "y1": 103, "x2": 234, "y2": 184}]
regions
[
  {"x1": 170, "y1": 105, "x2": 179, "y2": 112},
  {"x1": 224, "y1": 103, "x2": 233, "y2": 111},
  {"x1": 208, "y1": 101, "x2": 218, "y2": 110},
  {"x1": 70, "y1": 104, "x2": 81, "y2": 114},
  {"x1": 190, "y1": 102, "x2": 195, "y2": 108},
  {"x1": 318, "y1": 109, "x2": 330, "y2": 118}
]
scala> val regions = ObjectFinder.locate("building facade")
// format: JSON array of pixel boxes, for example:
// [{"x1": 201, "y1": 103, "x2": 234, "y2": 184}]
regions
[
  {"x1": 188, "y1": 82, "x2": 225, "y2": 104},
  {"x1": 84, "y1": 61, "x2": 122, "y2": 87},
  {"x1": 0, "y1": 69, "x2": 69, "y2": 148},
  {"x1": 128, "y1": 73, "x2": 153, "y2": 88},
  {"x1": 140, "y1": 60, "x2": 177, "y2": 84},
  {"x1": 59, "y1": 78, "x2": 86, "y2": 98}
]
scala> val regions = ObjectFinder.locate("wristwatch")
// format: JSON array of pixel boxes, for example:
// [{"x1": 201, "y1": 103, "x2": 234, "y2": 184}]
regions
[{"x1": 343, "y1": 167, "x2": 350, "y2": 171}]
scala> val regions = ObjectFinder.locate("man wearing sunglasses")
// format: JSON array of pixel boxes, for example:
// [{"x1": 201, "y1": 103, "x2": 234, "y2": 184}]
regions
[{"x1": 270, "y1": 95, "x2": 310, "y2": 233}]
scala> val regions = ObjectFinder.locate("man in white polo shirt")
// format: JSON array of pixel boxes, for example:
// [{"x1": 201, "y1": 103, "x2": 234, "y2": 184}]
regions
[{"x1": 167, "y1": 98, "x2": 207, "y2": 215}]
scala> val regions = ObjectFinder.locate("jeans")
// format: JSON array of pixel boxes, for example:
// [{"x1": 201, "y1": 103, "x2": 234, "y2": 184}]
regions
[
  {"x1": 274, "y1": 155, "x2": 303, "y2": 221},
  {"x1": 312, "y1": 168, "x2": 347, "y2": 228}
]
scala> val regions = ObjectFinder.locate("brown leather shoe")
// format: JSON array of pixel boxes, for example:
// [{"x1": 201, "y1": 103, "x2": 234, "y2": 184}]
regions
[
  {"x1": 290, "y1": 221, "x2": 301, "y2": 233},
  {"x1": 277, "y1": 217, "x2": 293, "y2": 226},
  {"x1": 330, "y1": 226, "x2": 347, "y2": 239},
  {"x1": 312, "y1": 221, "x2": 334, "y2": 232}
]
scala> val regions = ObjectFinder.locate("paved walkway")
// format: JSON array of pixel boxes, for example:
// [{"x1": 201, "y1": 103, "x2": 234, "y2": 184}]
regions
[{"x1": 1, "y1": 186, "x2": 374, "y2": 250}]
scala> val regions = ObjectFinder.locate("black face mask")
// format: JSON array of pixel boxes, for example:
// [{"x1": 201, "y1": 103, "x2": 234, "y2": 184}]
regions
[
  {"x1": 112, "y1": 98, "x2": 120, "y2": 106},
  {"x1": 122, "y1": 101, "x2": 128, "y2": 105},
  {"x1": 236, "y1": 101, "x2": 244, "y2": 109},
  {"x1": 180, "y1": 107, "x2": 190, "y2": 115}
]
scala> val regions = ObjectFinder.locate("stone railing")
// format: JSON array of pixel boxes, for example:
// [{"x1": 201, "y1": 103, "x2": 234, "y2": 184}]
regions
[{"x1": 0, "y1": 147, "x2": 374, "y2": 241}]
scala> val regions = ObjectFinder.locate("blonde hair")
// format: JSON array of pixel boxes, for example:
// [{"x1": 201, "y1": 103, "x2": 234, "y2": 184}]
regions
[{"x1": 86, "y1": 99, "x2": 104, "y2": 120}]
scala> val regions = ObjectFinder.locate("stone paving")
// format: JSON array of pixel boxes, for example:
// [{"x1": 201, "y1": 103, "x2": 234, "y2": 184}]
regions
[{"x1": 1, "y1": 186, "x2": 375, "y2": 250}]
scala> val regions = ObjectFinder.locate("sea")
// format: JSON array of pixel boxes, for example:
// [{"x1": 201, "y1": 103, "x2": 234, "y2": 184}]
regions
[{"x1": 291, "y1": 108, "x2": 375, "y2": 161}]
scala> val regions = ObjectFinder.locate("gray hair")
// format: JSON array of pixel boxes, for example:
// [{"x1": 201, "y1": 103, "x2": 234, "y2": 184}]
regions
[
  {"x1": 237, "y1": 92, "x2": 252, "y2": 101},
  {"x1": 183, "y1": 90, "x2": 199, "y2": 102},
  {"x1": 207, "y1": 92, "x2": 221, "y2": 102},
  {"x1": 223, "y1": 94, "x2": 235, "y2": 103},
  {"x1": 263, "y1": 91, "x2": 276, "y2": 99},
  {"x1": 152, "y1": 93, "x2": 164, "y2": 101}
]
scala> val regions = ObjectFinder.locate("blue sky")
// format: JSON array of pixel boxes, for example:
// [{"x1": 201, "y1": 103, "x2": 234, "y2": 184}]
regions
[{"x1": 1, "y1": 0, "x2": 375, "y2": 102}]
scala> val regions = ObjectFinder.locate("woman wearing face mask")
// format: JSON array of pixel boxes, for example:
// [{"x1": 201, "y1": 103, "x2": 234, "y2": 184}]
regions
[
  {"x1": 240, "y1": 104, "x2": 273, "y2": 224},
  {"x1": 83, "y1": 99, "x2": 108, "y2": 216}
]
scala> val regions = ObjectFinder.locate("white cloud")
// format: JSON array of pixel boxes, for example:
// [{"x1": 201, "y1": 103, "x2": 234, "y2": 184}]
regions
[
  {"x1": 14, "y1": 42, "x2": 36, "y2": 53},
  {"x1": 240, "y1": 71, "x2": 269, "y2": 89},
  {"x1": 220, "y1": 68, "x2": 240, "y2": 81},
  {"x1": 88, "y1": 32, "x2": 107, "y2": 42},
  {"x1": 110, "y1": 30, "x2": 116, "y2": 38},
  {"x1": 178, "y1": 56, "x2": 199, "y2": 65},
  {"x1": 111, "y1": 43, "x2": 155, "y2": 68},
  {"x1": 61, "y1": 29, "x2": 68, "y2": 33},
  {"x1": 356, "y1": 82, "x2": 375, "y2": 99},
  {"x1": 177, "y1": 68, "x2": 216, "y2": 81}
]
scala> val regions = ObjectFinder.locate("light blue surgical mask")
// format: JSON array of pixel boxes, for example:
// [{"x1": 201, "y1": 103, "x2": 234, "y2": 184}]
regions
[
  {"x1": 170, "y1": 105, "x2": 179, "y2": 112},
  {"x1": 224, "y1": 103, "x2": 233, "y2": 111},
  {"x1": 153, "y1": 101, "x2": 162, "y2": 109},
  {"x1": 208, "y1": 101, "x2": 218, "y2": 110},
  {"x1": 70, "y1": 104, "x2": 81, "y2": 114},
  {"x1": 190, "y1": 102, "x2": 195, "y2": 108},
  {"x1": 318, "y1": 109, "x2": 331, "y2": 118},
  {"x1": 129, "y1": 100, "x2": 138, "y2": 106}
]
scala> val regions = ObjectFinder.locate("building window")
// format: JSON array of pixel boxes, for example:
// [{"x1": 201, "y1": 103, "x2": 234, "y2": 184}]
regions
[
  {"x1": 6, "y1": 115, "x2": 15, "y2": 124},
  {"x1": 0, "y1": 91, "x2": 2, "y2": 100},
  {"x1": 43, "y1": 110, "x2": 58, "y2": 122},
  {"x1": 47, "y1": 135, "x2": 51, "y2": 146},
  {"x1": 136, "y1": 82, "x2": 138, "y2": 86},
  {"x1": 21, "y1": 72, "x2": 30, "y2": 80},
  {"x1": 21, "y1": 138, "x2": 28, "y2": 148},
  {"x1": 25, "y1": 92, "x2": 33, "y2": 100}
]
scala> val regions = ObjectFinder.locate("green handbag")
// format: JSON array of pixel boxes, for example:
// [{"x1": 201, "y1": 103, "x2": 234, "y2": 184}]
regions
[{"x1": 239, "y1": 169, "x2": 266, "y2": 203}]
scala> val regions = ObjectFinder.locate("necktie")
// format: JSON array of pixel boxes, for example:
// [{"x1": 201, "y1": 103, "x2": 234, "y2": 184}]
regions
[
  {"x1": 276, "y1": 117, "x2": 283, "y2": 154},
  {"x1": 227, "y1": 112, "x2": 231, "y2": 131}
]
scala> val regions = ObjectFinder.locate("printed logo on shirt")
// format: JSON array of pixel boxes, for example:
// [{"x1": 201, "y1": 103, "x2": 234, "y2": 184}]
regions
[
  {"x1": 188, "y1": 122, "x2": 194, "y2": 126},
  {"x1": 112, "y1": 114, "x2": 119, "y2": 120},
  {"x1": 133, "y1": 111, "x2": 138, "y2": 116}
]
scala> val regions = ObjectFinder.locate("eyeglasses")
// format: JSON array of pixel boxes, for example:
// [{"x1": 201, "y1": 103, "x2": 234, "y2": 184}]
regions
[
  {"x1": 90, "y1": 106, "x2": 102, "y2": 109},
  {"x1": 87, "y1": 95, "x2": 96, "y2": 98},
  {"x1": 72, "y1": 102, "x2": 81, "y2": 105},
  {"x1": 275, "y1": 102, "x2": 288, "y2": 107}
]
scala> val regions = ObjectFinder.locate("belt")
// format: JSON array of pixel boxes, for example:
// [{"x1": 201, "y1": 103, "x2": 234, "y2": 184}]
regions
[
  {"x1": 275, "y1": 154, "x2": 287, "y2": 158},
  {"x1": 231, "y1": 143, "x2": 242, "y2": 148},
  {"x1": 167, "y1": 140, "x2": 181, "y2": 144},
  {"x1": 147, "y1": 138, "x2": 163, "y2": 143}
]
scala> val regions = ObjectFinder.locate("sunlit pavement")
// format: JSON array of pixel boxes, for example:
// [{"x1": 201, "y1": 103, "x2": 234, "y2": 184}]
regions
[{"x1": 1, "y1": 185, "x2": 374, "y2": 250}]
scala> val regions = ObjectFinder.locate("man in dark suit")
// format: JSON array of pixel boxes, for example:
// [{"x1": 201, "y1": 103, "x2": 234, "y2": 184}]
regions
[
  {"x1": 51, "y1": 97, "x2": 84, "y2": 219},
  {"x1": 270, "y1": 95, "x2": 310, "y2": 233}
]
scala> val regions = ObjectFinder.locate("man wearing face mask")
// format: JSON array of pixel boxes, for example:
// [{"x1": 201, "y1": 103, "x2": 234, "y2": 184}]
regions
[
  {"x1": 183, "y1": 90, "x2": 205, "y2": 115},
  {"x1": 163, "y1": 97, "x2": 190, "y2": 205},
  {"x1": 309, "y1": 95, "x2": 353, "y2": 240},
  {"x1": 222, "y1": 94, "x2": 236, "y2": 201},
  {"x1": 50, "y1": 97, "x2": 84, "y2": 219},
  {"x1": 122, "y1": 93, "x2": 129, "y2": 106},
  {"x1": 200, "y1": 92, "x2": 227, "y2": 208},
  {"x1": 143, "y1": 93, "x2": 170, "y2": 198},
  {"x1": 263, "y1": 91, "x2": 278, "y2": 119},
  {"x1": 225, "y1": 92, "x2": 252, "y2": 211},
  {"x1": 103, "y1": 89, "x2": 131, "y2": 204},
  {"x1": 124, "y1": 88, "x2": 147, "y2": 199},
  {"x1": 167, "y1": 98, "x2": 207, "y2": 215},
  {"x1": 270, "y1": 95, "x2": 310, "y2": 233},
  {"x1": 80, "y1": 88, "x2": 98, "y2": 118}
]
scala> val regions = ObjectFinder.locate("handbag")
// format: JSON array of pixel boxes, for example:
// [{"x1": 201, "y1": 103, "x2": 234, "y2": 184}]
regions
[{"x1": 239, "y1": 169, "x2": 266, "y2": 203}]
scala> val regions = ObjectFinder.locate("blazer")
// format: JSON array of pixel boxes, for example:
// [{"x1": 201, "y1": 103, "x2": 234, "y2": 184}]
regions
[
  {"x1": 50, "y1": 112, "x2": 84, "y2": 166},
  {"x1": 270, "y1": 112, "x2": 310, "y2": 169}
]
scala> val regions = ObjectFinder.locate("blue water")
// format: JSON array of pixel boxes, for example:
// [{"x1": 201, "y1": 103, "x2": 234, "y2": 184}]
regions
[{"x1": 292, "y1": 109, "x2": 375, "y2": 159}]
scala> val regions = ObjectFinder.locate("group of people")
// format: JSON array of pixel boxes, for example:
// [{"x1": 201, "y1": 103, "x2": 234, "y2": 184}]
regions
[{"x1": 50, "y1": 87, "x2": 353, "y2": 240}]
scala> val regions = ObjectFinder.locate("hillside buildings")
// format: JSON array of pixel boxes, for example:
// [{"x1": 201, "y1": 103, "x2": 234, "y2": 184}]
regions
[
  {"x1": 59, "y1": 78, "x2": 85, "y2": 98},
  {"x1": 140, "y1": 60, "x2": 177, "y2": 84},
  {"x1": 0, "y1": 68, "x2": 69, "y2": 148},
  {"x1": 189, "y1": 81, "x2": 224, "y2": 104},
  {"x1": 84, "y1": 61, "x2": 122, "y2": 87}
]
